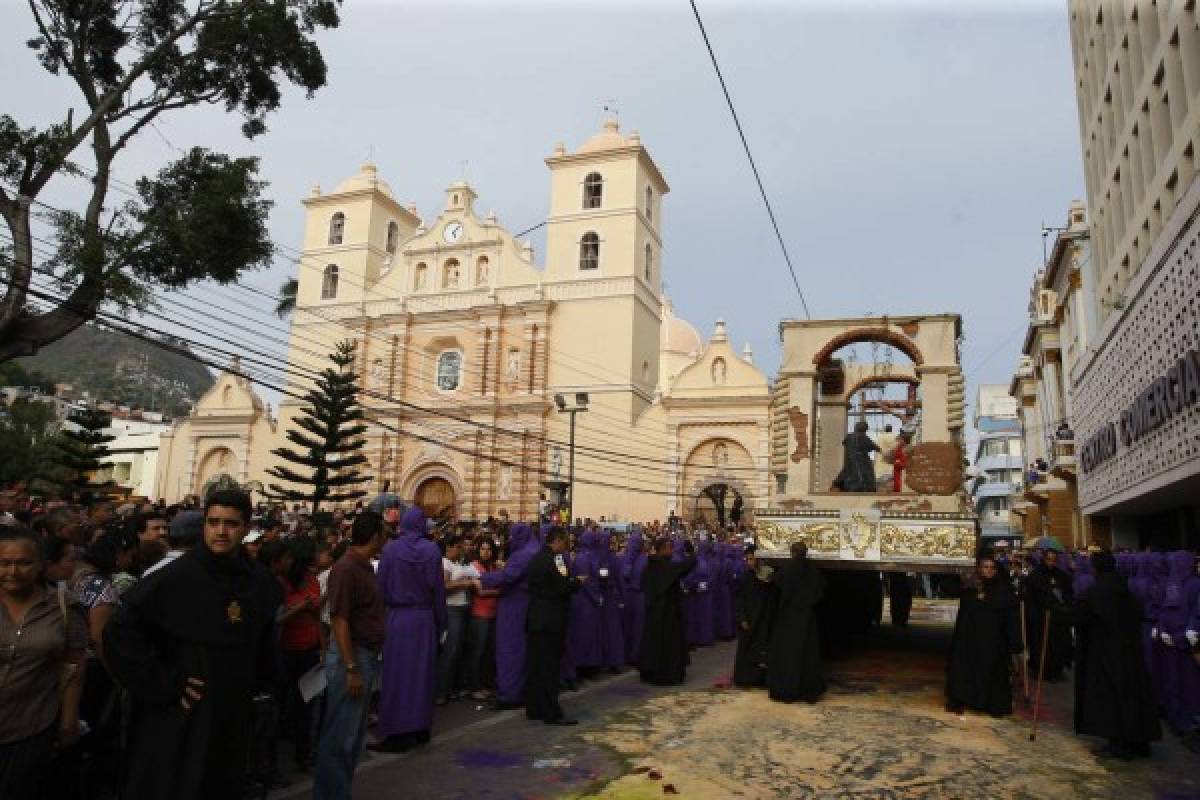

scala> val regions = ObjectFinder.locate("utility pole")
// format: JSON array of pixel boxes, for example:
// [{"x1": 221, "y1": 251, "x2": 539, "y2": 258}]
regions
[{"x1": 554, "y1": 392, "x2": 589, "y2": 524}]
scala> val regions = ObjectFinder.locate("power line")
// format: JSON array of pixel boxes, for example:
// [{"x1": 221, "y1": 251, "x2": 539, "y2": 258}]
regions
[
  {"x1": 687, "y1": 0, "x2": 812, "y2": 319},
  {"x1": 2, "y1": 181, "x2": 756, "y2": 467},
  {"x1": 2, "y1": 230, "x2": 770, "y2": 480}
]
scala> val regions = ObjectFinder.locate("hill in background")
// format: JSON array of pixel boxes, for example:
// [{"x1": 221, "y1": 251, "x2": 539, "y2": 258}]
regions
[{"x1": 16, "y1": 324, "x2": 214, "y2": 418}]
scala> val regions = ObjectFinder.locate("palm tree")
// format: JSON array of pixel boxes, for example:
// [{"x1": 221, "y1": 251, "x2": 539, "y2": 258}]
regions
[{"x1": 275, "y1": 277, "x2": 298, "y2": 318}]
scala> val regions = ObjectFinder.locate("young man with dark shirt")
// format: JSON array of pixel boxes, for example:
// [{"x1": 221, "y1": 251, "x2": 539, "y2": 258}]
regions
[{"x1": 314, "y1": 511, "x2": 388, "y2": 800}]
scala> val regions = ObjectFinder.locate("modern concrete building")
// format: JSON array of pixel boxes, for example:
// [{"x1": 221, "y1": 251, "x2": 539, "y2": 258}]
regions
[
  {"x1": 970, "y1": 386, "x2": 1023, "y2": 542},
  {"x1": 1066, "y1": 1, "x2": 1200, "y2": 549}
]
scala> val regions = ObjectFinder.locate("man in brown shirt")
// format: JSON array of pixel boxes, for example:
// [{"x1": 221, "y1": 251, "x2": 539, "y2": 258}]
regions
[{"x1": 313, "y1": 511, "x2": 387, "y2": 800}]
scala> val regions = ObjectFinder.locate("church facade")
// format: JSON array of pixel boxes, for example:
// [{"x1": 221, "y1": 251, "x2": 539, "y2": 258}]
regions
[{"x1": 154, "y1": 120, "x2": 772, "y2": 524}]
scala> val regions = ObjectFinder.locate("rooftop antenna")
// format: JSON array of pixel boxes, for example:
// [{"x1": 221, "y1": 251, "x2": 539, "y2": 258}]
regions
[
  {"x1": 365, "y1": 144, "x2": 375, "y2": 163},
  {"x1": 459, "y1": 159, "x2": 469, "y2": 182}
]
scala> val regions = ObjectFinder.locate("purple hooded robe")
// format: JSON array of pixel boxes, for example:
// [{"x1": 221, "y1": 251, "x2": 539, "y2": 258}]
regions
[
  {"x1": 1155, "y1": 550, "x2": 1200, "y2": 732},
  {"x1": 1073, "y1": 552, "x2": 1096, "y2": 598},
  {"x1": 597, "y1": 531, "x2": 627, "y2": 668},
  {"x1": 376, "y1": 507, "x2": 447, "y2": 737},
  {"x1": 480, "y1": 523, "x2": 538, "y2": 705},
  {"x1": 567, "y1": 531, "x2": 604, "y2": 669},
  {"x1": 712, "y1": 543, "x2": 735, "y2": 640},
  {"x1": 621, "y1": 531, "x2": 648, "y2": 665},
  {"x1": 683, "y1": 539, "x2": 716, "y2": 647}
]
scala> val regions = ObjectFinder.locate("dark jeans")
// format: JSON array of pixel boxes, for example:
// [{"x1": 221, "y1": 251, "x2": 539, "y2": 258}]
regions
[
  {"x1": 437, "y1": 606, "x2": 469, "y2": 698},
  {"x1": 280, "y1": 648, "x2": 321, "y2": 767},
  {"x1": 314, "y1": 644, "x2": 379, "y2": 800},
  {"x1": 464, "y1": 615, "x2": 496, "y2": 691},
  {"x1": 0, "y1": 724, "x2": 55, "y2": 800}
]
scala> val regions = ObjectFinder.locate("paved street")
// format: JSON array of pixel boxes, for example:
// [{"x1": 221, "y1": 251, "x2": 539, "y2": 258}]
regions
[{"x1": 274, "y1": 603, "x2": 1200, "y2": 800}]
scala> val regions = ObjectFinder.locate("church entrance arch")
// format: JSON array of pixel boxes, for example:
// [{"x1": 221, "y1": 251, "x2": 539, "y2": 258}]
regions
[
  {"x1": 195, "y1": 446, "x2": 236, "y2": 495},
  {"x1": 682, "y1": 437, "x2": 755, "y2": 529},
  {"x1": 415, "y1": 477, "x2": 456, "y2": 520}
]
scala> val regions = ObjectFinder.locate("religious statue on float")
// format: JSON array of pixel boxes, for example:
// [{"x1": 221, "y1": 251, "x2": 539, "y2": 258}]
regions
[{"x1": 833, "y1": 420, "x2": 879, "y2": 492}]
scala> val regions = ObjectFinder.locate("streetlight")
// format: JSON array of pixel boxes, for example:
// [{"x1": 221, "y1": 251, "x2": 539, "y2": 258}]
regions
[{"x1": 554, "y1": 392, "x2": 589, "y2": 523}]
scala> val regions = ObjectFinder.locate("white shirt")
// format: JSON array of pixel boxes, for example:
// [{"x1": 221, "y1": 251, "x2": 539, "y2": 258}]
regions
[{"x1": 443, "y1": 559, "x2": 479, "y2": 607}]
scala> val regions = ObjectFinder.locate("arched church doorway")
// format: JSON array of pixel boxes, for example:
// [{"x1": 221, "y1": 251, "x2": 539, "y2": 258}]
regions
[
  {"x1": 415, "y1": 476, "x2": 457, "y2": 521},
  {"x1": 691, "y1": 482, "x2": 747, "y2": 530}
]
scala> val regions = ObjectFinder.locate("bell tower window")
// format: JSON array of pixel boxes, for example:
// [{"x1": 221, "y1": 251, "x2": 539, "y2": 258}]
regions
[
  {"x1": 644, "y1": 244, "x2": 653, "y2": 282},
  {"x1": 645, "y1": 185, "x2": 653, "y2": 222},
  {"x1": 580, "y1": 232, "x2": 600, "y2": 270},
  {"x1": 321, "y1": 264, "x2": 339, "y2": 299},
  {"x1": 386, "y1": 221, "x2": 399, "y2": 254},
  {"x1": 583, "y1": 173, "x2": 603, "y2": 209},
  {"x1": 329, "y1": 212, "x2": 345, "y2": 245},
  {"x1": 444, "y1": 259, "x2": 461, "y2": 288}
]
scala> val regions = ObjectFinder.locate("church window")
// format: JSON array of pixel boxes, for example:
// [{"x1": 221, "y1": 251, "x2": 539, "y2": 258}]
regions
[
  {"x1": 476, "y1": 256, "x2": 490, "y2": 286},
  {"x1": 414, "y1": 262, "x2": 428, "y2": 290},
  {"x1": 386, "y1": 221, "x2": 399, "y2": 254},
  {"x1": 436, "y1": 350, "x2": 463, "y2": 392},
  {"x1": 444, "y1": 259, "x2": 461, "y2": 288},
  {"x1": 329, "y1": 212, "x2": 345, "y2": 245},
  {"x1": 644, "y1": 244, "x2": 653, "y2": 282},
  {"x1": 583, "y1": 173, "x2": 603, "y2": 209},
  {"x1": 645, "y1": 185, "x2": 653, "y2": 221},
  {"x1": 321, "y1": 264, "x2": 339, "y2": 299},
  {"x1": 580, "y1": 232, "x2": 600, "y2": 270}
]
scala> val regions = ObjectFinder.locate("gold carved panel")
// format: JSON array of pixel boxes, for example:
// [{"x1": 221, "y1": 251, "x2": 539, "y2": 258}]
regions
[
  {"x1": 755, "y1": 520, "x2": 840, "y2": 553},
  {"x1": 879, "y1": 524, "x2": 974, "y2": 559}
]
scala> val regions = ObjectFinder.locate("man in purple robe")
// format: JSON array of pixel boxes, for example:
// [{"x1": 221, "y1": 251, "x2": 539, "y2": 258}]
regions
[
  {"x1": 620, "y1": 530, "x2": 648, "y2": 665},
  {"x1": 597, "y1": 530, "x2": 626, "y2": 670},
  {"x1": 480, "y1": 523, "x2": 539, "y2": 709},
  {"x1": 712, "y1": 539, "x2": 735, "y2": 641},
  {"x1": 684, "y1": 539, "x2": 716, "y2": 647},
  {"x1": 1154, "y1": 550, "x2": 1200, "y2": 733},
  {"x1": 371, "y1": 507, "x2": 447, "y2": 753},
  {"x1": 566, "y1": 530, "x2": 603, "y2": 676}
]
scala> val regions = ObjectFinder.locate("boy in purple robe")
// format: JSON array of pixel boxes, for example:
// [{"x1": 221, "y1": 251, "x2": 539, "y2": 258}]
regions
[
  {"x1": 1154, "y1": 551, "x2": 1200, "y2": 733},
  {"x1": 371, "y1": 507, "x2": 447, "y2": 753},
  {"x1": 684, "y1": 539, "x2": 716, "y2": 647},
  {"x1": 480, "y1": 523, "x2": 539, "y2": 709},
  {"x1": 620, "y1": 531, "x2": 648, "y2": 666},
  {"x1": 597, "y1": 530, "x2": 626, "y2": 670}
]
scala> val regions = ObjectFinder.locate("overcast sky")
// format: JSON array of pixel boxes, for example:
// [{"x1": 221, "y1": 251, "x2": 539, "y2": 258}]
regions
[{"x1": 1, "y1": 0, "x2": 1083, "y2": 446}]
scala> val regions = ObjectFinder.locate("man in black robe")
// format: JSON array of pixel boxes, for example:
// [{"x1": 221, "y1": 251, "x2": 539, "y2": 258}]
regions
[
  {"x1": 733, "y1": 545, "x2": 776, "y2": 687},
  {"x1": 638, "y1": 536, "x2": 696, "y2": 686},
  {"x1": 767, "y1": 542, "x2": 826, "y2": 703},
  {"x1": 524, "y1": 527, "x2": 584, "y2": 725},
  {"x1": 1071, "y1": 551, "x2": 1161, "y2": 760},
  {"x1": 945, "y1": 554, "x2": 1022, "y2": 716},
  {"x1": 832, "y1": 420, "x2": 880, "y2": 492},
  {"x1": 1024, "y1": 549, "x2": 1074, "y2": 681},
  {"x1": 103, "y1": 489, "x2": 279, "y2": 800}
]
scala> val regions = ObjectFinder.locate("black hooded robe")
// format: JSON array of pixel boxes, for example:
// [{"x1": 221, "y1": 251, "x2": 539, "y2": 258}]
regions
[
  {"x1": 766, "y1": 557, "x2": 826, "y2": 703},
  {"x1": 1024, "y1": 564, "x2": 1074, "y2": 680},
  {"x1": 103, "y1": 546, "x2": 279, "y2": 800},
  {"x1": 733, "y1": 569, "x2": 776, "y2": 687},
  {"x1": 638, "y1": 555, "x2": 696, "y2": 686},
  {"x1": 1071, "y1": 572, "x2": 1161, "y2": 746},
  {"x1": 945, "y1": 579, "x2": 1022, "y2": 715}
]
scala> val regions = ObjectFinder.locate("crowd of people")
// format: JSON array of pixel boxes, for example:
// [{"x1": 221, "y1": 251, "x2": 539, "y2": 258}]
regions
[
  {"x1": 2, "y1": 484, "x2": 1197, "y2": 799},
  {"x1": 0, "y1": 487, "x2": 828, "y2": 800},
  {"x1": 944, "y1": 543, "x2": 1200, "y2": 761}
]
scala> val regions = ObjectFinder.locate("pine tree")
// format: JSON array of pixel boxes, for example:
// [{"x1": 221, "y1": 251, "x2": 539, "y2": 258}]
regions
[
  {"x1": 266, "y1": 341, "x2": 371, "y2": 514},
  {"x1": 47, "y1": 408, "x2": 116, "y2": 499}
]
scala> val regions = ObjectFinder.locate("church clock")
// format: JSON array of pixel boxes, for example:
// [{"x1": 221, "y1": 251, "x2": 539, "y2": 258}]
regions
[{"x1": 443, "y1": 221, "x2": 464, "y2": 244}]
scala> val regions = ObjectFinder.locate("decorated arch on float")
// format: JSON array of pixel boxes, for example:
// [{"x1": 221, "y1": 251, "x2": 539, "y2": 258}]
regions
[{"x1": 758, "y1": 315, "x2": 973, "y2": 570}]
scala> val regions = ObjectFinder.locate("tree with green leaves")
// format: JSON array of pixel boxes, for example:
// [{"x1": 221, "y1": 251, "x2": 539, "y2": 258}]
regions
[
  {"x1": 0, "y1": 0, "x2": 341, "y2": 363},
  {"x1": 0, "y1": 398, "x2": 60, "y2": 488},
  {"x1": 266, "y1": 340, "x2": 370, "y2": 514},
  {"x1": 48, "y1": 407, "x2": 115, "y2": 498}
]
